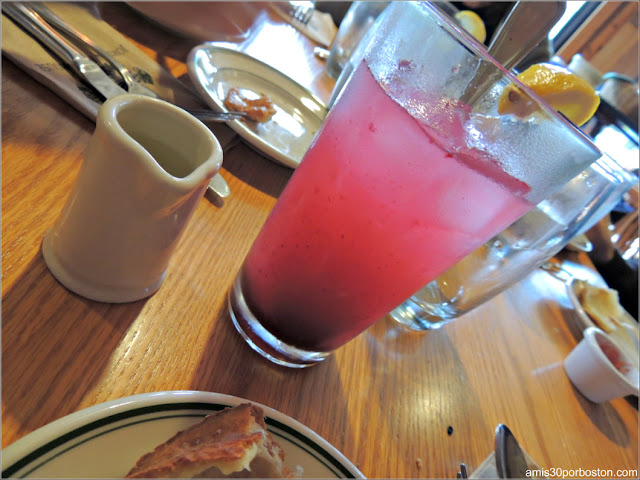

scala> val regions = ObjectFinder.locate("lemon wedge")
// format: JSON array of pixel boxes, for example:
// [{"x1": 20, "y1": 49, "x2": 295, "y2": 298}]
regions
[
  {"x1": 454, "y1": 10, "x2": 486, "y2": 43},
  {"x1": 498, "y1": 63, "x2": 600, "y2": 126}
]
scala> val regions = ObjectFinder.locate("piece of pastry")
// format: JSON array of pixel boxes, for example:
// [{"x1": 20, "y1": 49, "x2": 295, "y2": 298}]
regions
[
  {"x1": 125, "y1": 403, "x2": 293, "y2": 478},
  {"x1": 574, "y1": 280, "x2": 623, "y2": 333},
  {"x1": 224, "y1": 87, "x2": 276, "y2": 123}
]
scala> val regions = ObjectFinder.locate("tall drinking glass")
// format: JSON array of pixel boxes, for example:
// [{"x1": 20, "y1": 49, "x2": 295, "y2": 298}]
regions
[
  {"x1": 228, "y1": 2, "x2": 602, "y2": 367},
  {"x1": 389, "y1": 155, "x2": 637, "y2": 330}
]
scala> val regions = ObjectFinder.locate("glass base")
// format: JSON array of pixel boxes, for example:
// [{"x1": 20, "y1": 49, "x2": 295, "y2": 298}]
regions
[
  {"x1": 228, "y1": 274, "x2": 330, "y2": 368},
  {"x1": 388, "y1": 297, "x2": 455, "y2": 331}
]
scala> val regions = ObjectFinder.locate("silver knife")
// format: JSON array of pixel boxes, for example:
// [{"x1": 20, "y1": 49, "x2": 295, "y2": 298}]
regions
[{"x1": 2, "y1": 2, "x2": 127, "y2": 100}]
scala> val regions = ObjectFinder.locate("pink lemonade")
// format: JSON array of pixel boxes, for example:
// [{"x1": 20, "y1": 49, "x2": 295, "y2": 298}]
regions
[{"x1": 237, "y1": 61, "x2": 534, "y2": 353}]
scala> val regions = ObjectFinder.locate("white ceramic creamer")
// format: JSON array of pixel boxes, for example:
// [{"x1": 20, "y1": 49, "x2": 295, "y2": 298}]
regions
[{"x1": 42, "y1": 94, "x2": 223, "y2": 303}]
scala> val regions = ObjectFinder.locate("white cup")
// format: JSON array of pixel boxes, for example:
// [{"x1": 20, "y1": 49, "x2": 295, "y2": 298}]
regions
[
  {"x1": 43, "y1": 95, "x2": 223, "y2": 303},
  {"x1": 564, "y1": 327, "x2": 639, "y2": 403}
]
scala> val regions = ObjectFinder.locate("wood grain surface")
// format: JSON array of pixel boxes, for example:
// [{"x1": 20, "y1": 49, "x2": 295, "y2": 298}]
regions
[{"x1": 2, "y1": 3, "x2": 638, "y2": 478}]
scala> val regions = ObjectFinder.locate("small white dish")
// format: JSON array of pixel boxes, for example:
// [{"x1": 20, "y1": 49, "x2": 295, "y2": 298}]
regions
[
  {"x1": 564, "y1": 327, "x2": 639, "y2": 403},
  {"x1": 565, "y1": 279, "x2": 639, "y2": 366},
  {"x1": 1, "y1": 391, "x2": 364, "y2": 478},
  {"x1": 187, "y1": 44, "x2": 328, "y2": 169}
]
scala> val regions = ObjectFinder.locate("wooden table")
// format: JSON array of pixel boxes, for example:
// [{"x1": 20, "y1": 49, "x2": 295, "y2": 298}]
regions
[{"x1": 2, "y1": 3, "x2": 638, "y2": 478}]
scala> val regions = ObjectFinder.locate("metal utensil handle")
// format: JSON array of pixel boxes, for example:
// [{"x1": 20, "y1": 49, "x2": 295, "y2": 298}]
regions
[
  {"x1": 495, "y1": 424, "x2": 528, "y2": 478},
  {"x1": 28, "y1": 2, "x2": 131, "y2": 86},
  {"x1": 2, "y1": 3, "x2": 89, "y2": 72},
  {"x1": 188, "y1": 109, "x2": 247, "y2": 121},
  {"x1": 31, "y1": 2, "x2": 105, "y2": 52},
  {"x1": 488, "y1": 1, "x2": 566, "y2": 71},
  {"x1": 460, "y1": 1, "x2": 566, "y2": 106}
]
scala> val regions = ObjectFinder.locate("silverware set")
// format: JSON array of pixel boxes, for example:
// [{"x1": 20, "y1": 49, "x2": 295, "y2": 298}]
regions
[
  {"x1": 2, "y1": 2, "x2": 246, "y2": 123},
  {"x1": 2, "y1": 1, "x2": 237, "y2": 197}
]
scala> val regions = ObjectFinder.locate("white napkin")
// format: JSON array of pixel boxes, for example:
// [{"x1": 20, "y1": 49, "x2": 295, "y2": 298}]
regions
[
  {"x1": 470, "y1": 450, "x2": 544, "y2": 478},
  {"x1": 2, "y1": 3, "x2": 211, "y2": 117}
]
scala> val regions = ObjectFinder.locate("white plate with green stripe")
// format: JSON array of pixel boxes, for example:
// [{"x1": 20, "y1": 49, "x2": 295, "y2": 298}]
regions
[{"x1": 1, "y1": 391, "x2": 364, "y2": 478}]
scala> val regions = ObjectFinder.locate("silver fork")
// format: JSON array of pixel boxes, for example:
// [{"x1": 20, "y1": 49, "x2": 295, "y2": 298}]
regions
[{"x1": 289, "y1": 1, "x2": 315, "y2": 24}]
